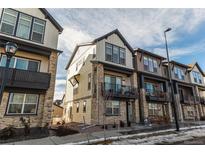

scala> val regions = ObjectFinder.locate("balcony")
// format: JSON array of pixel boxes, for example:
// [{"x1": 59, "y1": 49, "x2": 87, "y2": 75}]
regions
[
  {"x1": 102, "y1": 82, "x2": 138, "y2": 99},
  {"x1": 145, "y1": 90, "x2": 169, "y2": 102},
  {"x1": 0, "y1": 67, "x2": 51, "y2": 90},
  {"x1": 180, "y1": 95, "x2": 195, "y2": 104},
  {"x1": 200, "y1": 97, "x2": 205, "y2": 104}
]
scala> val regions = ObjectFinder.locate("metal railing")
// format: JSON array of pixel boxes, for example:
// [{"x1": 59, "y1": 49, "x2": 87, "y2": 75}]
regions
[
  {"x1": 145, "y1": 89, "x2": 169, "y2": 102},
  {"x1": 102, "y1": 82, "x2": 138, "y2": 99},
  {"x1": 0, "y1": 67, "x2": 51, "y2": 90}
]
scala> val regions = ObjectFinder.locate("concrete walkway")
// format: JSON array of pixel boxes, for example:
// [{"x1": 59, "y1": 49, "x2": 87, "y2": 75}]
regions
[{"x1": 2, "y1": 122, "x2": 205, "y2": 145}]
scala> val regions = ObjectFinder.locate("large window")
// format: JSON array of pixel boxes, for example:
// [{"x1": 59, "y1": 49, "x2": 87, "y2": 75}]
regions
[
  {"x1": 31, "y1": 18, "x2": 45, "y2": 43},
  {"x1": 105, "y1": 43, "x2": 126, "y2": 65},
  {"x1": 7, "y1": 93, "x2": 39, "y2": 115},
  {"x1": 104, "y1": 75, "x2": 122, "y2": 93},
  {"x1": 83, "y1": 101, "x2": 86, "y2": 113},
  {"x1": 174, "y1": 67, "x2": 185, "y2": 80},
  {"x1": 143, "y1": 56, "x2": 158, "y2": 73},
  {"x1": 148, "y1": 103, "x2": 163, "y2": 116},
  {"x1": 16, "y1": 13, "x2": 32, "y2": 39},
  {"x1": 192, "y1": 71, "x2": 202, "y2": 84},
  {"x1": 0, "y1": 55, "x2": 40, "y2": 72},
  {"x1": 0, "y1": 9, "x2": 46, "y2": 43},
  {"x1": 144, "y1": 82, "x2": 164, "y2": 96},
  {"x1": 106, "y1": 101, "x2": 120, "y2": 115},
  {"x1": 0, "y1": 8, "x2": 18, "y2": 35}
]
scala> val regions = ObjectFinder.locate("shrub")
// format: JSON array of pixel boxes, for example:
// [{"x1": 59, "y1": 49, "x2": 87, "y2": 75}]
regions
[
  {"x1": 0, "y1": 125, "x2": 16, "y2": 140},
  {"x1": 55, "y1": 126, "x2": 79, "y2": 136},
  {"x1": 200, "y1": 116, "x2": 205, "y2": 121}
]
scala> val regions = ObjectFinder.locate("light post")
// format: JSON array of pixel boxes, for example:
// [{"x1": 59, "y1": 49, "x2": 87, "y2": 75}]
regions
[
  {"x1": 164, "y1": 28, "x2": 180, "y2": 131},
  {"x1": 0, "y1": 42, "x2": 18, "y2": 104}
]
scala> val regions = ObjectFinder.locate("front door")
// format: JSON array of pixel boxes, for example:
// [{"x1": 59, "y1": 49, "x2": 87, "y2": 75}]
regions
[{"x1": 126, "y1": 102, "x2": 133, "y2": 126}]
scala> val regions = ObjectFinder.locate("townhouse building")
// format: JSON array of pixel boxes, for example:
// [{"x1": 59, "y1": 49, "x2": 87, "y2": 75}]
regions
[
  {"x1": 135, "y1": 48, "x2": 173, "y2": 124},
  {"x1": 188, "y1": 63, "x2": 205, "y2": 118},
  {"x1": 64, "y1": 29, "x2": 205, "y2": 126},
  {"x1": 64, "y1": 29, "x2": 139, "y2": 126},
  {"x1": 0, "y1": 8, "x2": 63, "y2": 130}
]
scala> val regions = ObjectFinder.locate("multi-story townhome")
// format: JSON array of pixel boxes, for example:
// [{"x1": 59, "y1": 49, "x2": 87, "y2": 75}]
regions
[
  {"x1": 168, "y1": 61, "x2": 200, "y2": 121},
  {"x1": 135, "y1": 48, "x2": 172, "y2": 124},
  {"x1": 0, "y1": 8, "x2": 63, "y2": 131},
  {"x1": 64, "y1": 29, "x2": 139, "y2": 126},
  {"x1": 188, "y1": 63, "x2": 205, "y2": 118}
]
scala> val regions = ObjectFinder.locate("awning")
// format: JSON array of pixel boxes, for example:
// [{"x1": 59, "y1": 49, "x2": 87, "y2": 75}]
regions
[{"x1": 68, "y1": 74, "x2": 80, "y2": 87}]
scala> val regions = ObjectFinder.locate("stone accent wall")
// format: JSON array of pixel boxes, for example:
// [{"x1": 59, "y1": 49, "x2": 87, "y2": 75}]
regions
[
  {"x1": 41, "y1": 51, "x2": 58, "y2": 127},
  {"x1": 0, "y1": 92, "x2": 45, "y2": 129}
]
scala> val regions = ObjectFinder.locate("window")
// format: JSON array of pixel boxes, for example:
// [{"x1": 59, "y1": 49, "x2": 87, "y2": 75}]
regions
[
  {"x1": 120, "y1": 48, "x2": 126, "y2": 65},
  {"x1": 105, "y1": 43, "x2": 112, "y2": 62},
  {"x1": 0, "y1": 9, "x2": 46, "y2": 43},
  {"x1": 88, "y1": 73, "x2": 91, "y2": 90},
  {"x1": 143, "y1": 56, "x2": 158, "y2": 73},
  {"x1": 0, "y1": 55, "x2": 40, "y2": 72},
  {"x1": 174, "y1": 67, "x2": 185, "y2": 80},
  {"x1": 106, "y1": 101, "x2": 120, "y2": 115},
  {"x1": 145, "y1": 82, "x2": 164, "y2": 96},
  {"x1": 113, "y1": 46, "x2": 120, "y2": 64},
  {"x1": 104, "y1": 75, "x2": 122, "y2": 93},
  {"x1": 148, "y1": 103, "x2": 162, "y2": 116},
  {"x1": 192, "y1": 71, "x2": 203, "y2": 84},
  {"x1": 31, "y1": 18, "x2": 45, "y2": 43},
  {"x1": 105, "y1": 43, "x2": 126, "y2": 65},
  {"x1": 7, "y1": 93, "x2": 38, "y2": 115},
  {"x1": 83, "y1": 101, "x2": 86, "y2": 113},
  {"x1": 76, "y1": 102, "x2": 79, "y2": 113},
  {"x1": 16, "y1": 13, "x2": 32, "y2": 39},
  {"x1": 0, "y1": 8, "x2": 18, "y2": 35}
]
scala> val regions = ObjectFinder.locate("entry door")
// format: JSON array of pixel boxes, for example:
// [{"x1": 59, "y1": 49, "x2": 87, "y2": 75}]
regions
[{"x1": 127, "y1": 102, "x2": 133, "y2": 123}]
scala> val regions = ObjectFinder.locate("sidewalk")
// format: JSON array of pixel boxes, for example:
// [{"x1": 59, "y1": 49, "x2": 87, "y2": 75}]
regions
[{"x1": 2, "y1": 122, "x2": 205, "y2": 145}]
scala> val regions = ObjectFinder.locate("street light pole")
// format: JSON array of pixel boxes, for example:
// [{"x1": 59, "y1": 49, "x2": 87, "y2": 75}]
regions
[
  {"x1": 0, "y1": 42, "x2": 17, "y2": 104},
  {"x1": 164, "y1": 28, "x2": 180, "y2": 131}
]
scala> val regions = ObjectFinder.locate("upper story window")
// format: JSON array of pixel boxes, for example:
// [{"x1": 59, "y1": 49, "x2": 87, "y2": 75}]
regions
[
  {"x1": 0, "y1": 55, "x2": 40, "y2": 72},
  {"x1": 16, "y1": 13, "x2": 32, "y2": 39},
  {"x1": 88, "y1": 73, "x2": 91, "y2": 90},
  {"x1": 0, "y1": 9, "x2": 18, "y2": 35},
  {"x1": 143, "y1": 56, "x2": 158, "y2": 73},
  {"x1": 144, "y1": 82, "x2": 164, "y2": 96},
  {"x1": 105, "y1": 43, "x2": 126, "y2": 65},
  {"x1": 0, "y1": 9, "x2": 46, "y2": 43},
  {"x1": 174, "y1": 67, "x2": 185, "y2": 80},
  {"x1": 104, "y1": 75, "x2": 122, "y2": 92},
  {"x1": 192, "y1": 71, "x2": 202, "y2": 84}
]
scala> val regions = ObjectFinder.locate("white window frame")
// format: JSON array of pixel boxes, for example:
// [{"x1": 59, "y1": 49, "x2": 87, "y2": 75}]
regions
[
  {"x1": 16, "y1": 13, "x2": 32, "y2": 39},
  {"x1": 0, "y1": 55, "x2": 40, "y2": 72},
  {"x1": 7, "y1": 93, "x2": 39, "y2": 115},
  {"x1": 31, "y1": 18, "x2": 45, "y2": 43},
  {"x1": 0, "y1": 8, "x2": 18, "y2": 35}
]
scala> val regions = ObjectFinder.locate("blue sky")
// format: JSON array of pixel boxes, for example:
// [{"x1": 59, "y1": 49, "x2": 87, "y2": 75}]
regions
[{"x1": 48, "y1": 8, "x2": 205, "y2": 100}]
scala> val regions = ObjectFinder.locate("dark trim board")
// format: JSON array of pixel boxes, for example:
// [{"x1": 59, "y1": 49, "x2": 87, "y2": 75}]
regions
[{"x1": 0, "y1": 35, "x2": 63, "y2": 56}]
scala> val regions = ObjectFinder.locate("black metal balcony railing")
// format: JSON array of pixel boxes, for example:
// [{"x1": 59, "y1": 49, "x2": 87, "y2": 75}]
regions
[
  {"x1": 102, "y1": 82, "x2": 138, "y2": 99},
  {"x1": 200, "y1": 97, "x2": 205, "y2": 104},
  {"x1": 0, "y1": 67, "x2": 51, "y2": 90},
  {"x1": 145, "y1": 90, "x2": 169, "y2": 102},
  {"x1": 180, "y1": 95, "x2": 195, "y2": 104}
]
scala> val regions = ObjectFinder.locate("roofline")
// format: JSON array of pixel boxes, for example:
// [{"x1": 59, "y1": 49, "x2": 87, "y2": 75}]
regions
[
  {"x1": 135, "y1": 48, "x2": 166, "y2": 60},
  {"x1": 93, "y1": 29, "x2": 134, "y2": 54},
  {"x1": 65, "y1": 43, "x2": 94, "y2": 70},
  {"x1": 170, "y1": 60, "x2": 191, "y2": 68},
  {"x1": 188, "y1": 62, "x2": 205, "y2": 76},
  {"x1": 40, "y1": 8, "x2": 63, "y2": 33},
  {"x1": 65, "y1": 29, "x2": 134, "y2": 70}
]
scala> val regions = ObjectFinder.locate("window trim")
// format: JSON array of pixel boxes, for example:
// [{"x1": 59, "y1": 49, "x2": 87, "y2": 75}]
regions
[
  {"x1": 0, "y1": 54, "x2": 41, "y2": 72},
  {"x1": 0, "y1": 8, "x2": 18, "y2": 36},
  {"x1": 5, "y1": 93, "x2": 40, "y2": 116},
  {"x1": 105, "y1": 42, "x2": 126, "y2": 66},
  {"x1": 105, "y1": 100, "x2": 120, "y2": 116},
  {"x1": 143, "y1": 56, "x2": 158, "y2": 73},
  {"x1": 0, "y1": 8, "x2": 46, "y2": 44}
]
